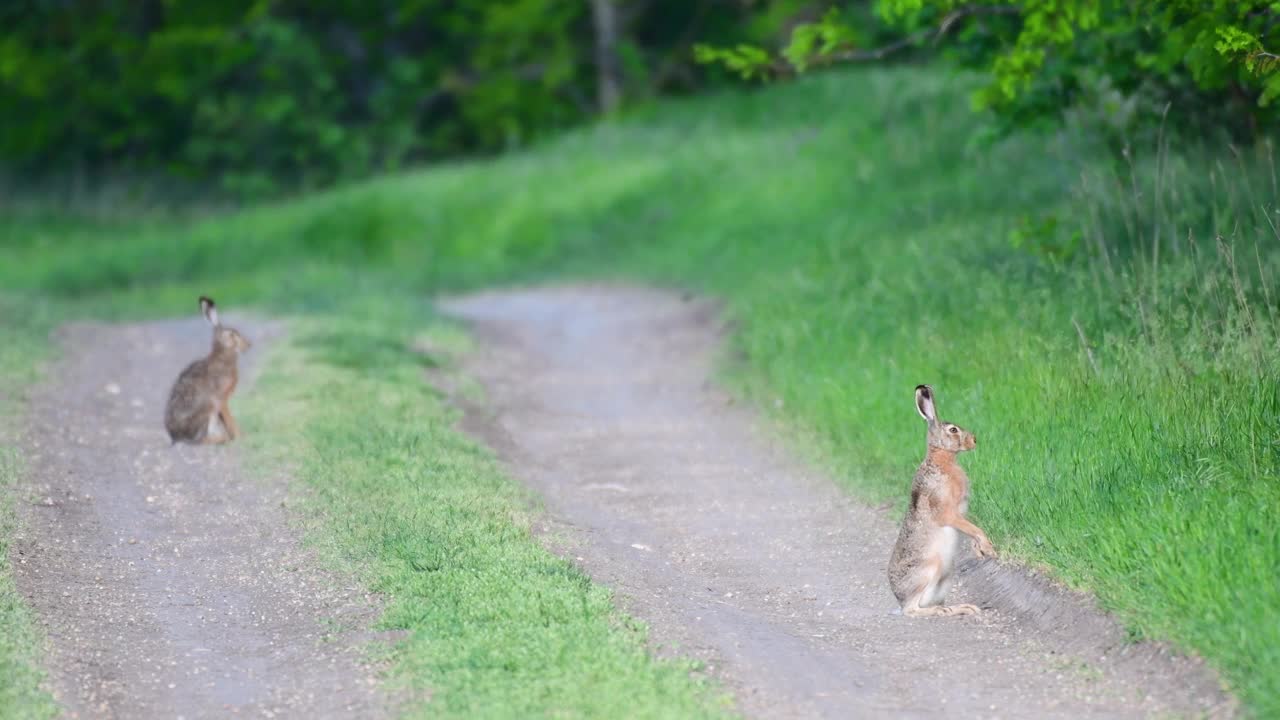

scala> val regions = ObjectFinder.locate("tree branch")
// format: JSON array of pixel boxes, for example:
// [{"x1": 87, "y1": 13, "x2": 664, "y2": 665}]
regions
[{"x1": 773, "y1": 4, "x2": 1019, "y2": 73}]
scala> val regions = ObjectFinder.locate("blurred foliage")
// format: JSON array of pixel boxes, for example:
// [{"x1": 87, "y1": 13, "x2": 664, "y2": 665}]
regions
[
  {"x1": 6, "y1": 0, "x2": 1278, "y2": 192},
  {"x1": 0, "y1": 0, "x2": 593, "y2": 192},
  {"x1": 696, "y1": 1, "x2": 1280, "y2": 141},
  {"x1": 0, "y1": 0, "x2": 811, "y2": 192}
]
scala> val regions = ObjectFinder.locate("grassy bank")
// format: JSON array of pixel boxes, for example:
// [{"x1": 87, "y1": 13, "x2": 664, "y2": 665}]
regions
[{"x1": 2, "y1": 65, "x2": 1277, "y2": 714}]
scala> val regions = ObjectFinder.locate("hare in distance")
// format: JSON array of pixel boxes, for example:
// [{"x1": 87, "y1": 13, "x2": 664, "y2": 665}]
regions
[
  {"x1": 164, "y1": 296, "x2": 251, "y2": 445},
  {"x1": 888, "y1": 384, "x2": 996, "y2": 617}
]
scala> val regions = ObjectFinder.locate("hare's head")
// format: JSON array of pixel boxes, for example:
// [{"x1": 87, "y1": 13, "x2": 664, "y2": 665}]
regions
[
  {"x1": 201, "y1": 296, "x2": 251, "y2": 354},
  {"x1": 915, "y1": 384, "x2": 975, "y2": 453}
]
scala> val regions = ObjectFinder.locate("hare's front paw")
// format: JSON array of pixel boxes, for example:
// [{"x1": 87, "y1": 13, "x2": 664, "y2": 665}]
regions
[{"x1": 975, "y1": 537, "x2": 997, "y2": 559}]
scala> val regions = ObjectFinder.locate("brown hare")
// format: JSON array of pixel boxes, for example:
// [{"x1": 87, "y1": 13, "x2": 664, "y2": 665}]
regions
[
  {"x1": 164, "y1": 296, "x2": 251, "y2": 445},
  {"x1": 888, "y1": 384, "x2": 996, "y2": 617}
]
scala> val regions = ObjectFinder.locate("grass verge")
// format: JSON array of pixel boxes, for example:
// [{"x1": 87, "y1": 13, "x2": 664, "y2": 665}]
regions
[
  {"x1": 0, "y1": 451, "x2": 59, "y2": 720},
  {"x1": 0, "y1": 301, "x2": 62, "y2": 720},
  {"x1": 240, "y1": 297, "x2": 730, "y2": 718}
]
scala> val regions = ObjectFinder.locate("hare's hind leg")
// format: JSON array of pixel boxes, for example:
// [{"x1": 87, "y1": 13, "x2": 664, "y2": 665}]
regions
[
  {"x1": 201, "y1": 410, "x2": 231, "y2": 445},
  {"x1": 905, "y1": 594, "x2": 979, "y2": 617},
  {"x1": 922, "y1": 572, "x2": 954, "y2": 608},
  {"x1": 923, "y1": 574, "x2": 980, "y2": 614},
  {"x1": 902, "y1": 559, "x2": 978, "y2": 617},
  {"x1": 923, "y1": 571, "x2": 979, "y2": 615},
  {"x1": 901, "y1": 559, "x2": 946, "y2": 616}
]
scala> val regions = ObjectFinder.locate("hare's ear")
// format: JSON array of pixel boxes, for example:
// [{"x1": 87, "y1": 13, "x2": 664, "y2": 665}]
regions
[
  {"x1": 199, "y1": 296, "x2": 220, "y2": 327},
  {"x1": 915, "y1": 384, "x2": 937, "y2": 424}
]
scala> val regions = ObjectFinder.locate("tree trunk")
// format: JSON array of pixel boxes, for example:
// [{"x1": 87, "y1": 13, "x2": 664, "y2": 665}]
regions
[{"x1": 590, "y1": 0, "x2": 623, "y2": 114}]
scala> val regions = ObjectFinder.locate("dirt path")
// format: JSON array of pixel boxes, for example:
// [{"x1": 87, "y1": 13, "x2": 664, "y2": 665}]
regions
[
  {"x1": 10, "y1": 318, "x2": 389, "y2": 719},
  {"x1": 443, "y1": 286, "x2": 1233, "y2": 720}
]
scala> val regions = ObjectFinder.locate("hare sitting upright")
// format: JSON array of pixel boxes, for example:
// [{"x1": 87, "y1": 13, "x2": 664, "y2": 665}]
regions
[
  {"x1": 888, "y1": 384, "x2": 996, "y2": 617},
  {"x1": 164, "y1": 296, "x2": 251, "y2": 445}
]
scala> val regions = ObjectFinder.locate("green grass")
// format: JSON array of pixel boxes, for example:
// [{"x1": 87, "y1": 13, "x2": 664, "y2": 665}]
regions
[
  {"x1": 1, "y1": 64, "x2": 1278, "y2": 715},
  {"x1": 0, "y1": 301, "x2": 61, "y2": 720},
  {"x1": 0, "y1": 453, "x2": 58, "y2": 720},
  {"x1": 241, "y1": 300, "x2": 729, "y2": 718}
]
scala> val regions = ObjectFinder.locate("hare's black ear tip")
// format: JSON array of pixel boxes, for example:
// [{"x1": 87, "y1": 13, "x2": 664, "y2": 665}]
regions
[
  {"x1": 199, "y1": 295, "x2": 216, "y2": 308},
  {"x1": 915, "y1": 384, "x2": 932, "y2": 396}
]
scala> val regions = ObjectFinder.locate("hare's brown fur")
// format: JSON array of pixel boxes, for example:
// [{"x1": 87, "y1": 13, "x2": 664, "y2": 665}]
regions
[
  {"x1": 164, "y1": 297, "x2": 250, "y2": 445},
  {"x1": 887, "y1": 385, "x2": 995, "y2": 617}
]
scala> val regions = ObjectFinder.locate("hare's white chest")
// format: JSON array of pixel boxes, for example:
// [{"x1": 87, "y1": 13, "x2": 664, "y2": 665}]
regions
[{"x1": 933, "y1": 526, "x2": 960, "y2": 574}]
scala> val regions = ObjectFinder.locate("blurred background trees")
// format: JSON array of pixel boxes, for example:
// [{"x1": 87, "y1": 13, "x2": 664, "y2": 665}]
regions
[
  {"x1": 700, "y1": 1, "x2": 1280, "y2": 141},
  {"x1": 2, "y1": 0, "x2": 1277, "y2": 193}
]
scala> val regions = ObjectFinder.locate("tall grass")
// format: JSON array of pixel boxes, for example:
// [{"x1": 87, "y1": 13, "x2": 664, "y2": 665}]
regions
[{"x1": 1, "y1": 65, "x2": 1276, "y2": 714}]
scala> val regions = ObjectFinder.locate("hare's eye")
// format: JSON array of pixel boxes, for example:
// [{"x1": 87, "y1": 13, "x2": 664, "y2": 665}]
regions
[{"x1": 948, "y1": 426, "x2": 959, "y2": 434}]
